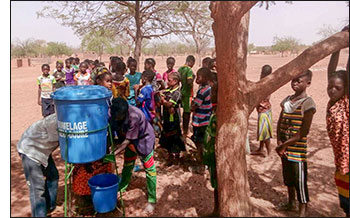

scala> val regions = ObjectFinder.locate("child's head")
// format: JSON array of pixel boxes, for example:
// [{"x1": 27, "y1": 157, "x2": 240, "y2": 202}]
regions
[
  {"x1": 41, "y1": 64, "x2": 50, "y2": 75},
  {"x1": 95, "y1": 68, "x2": 113, "y2": 90},
  {"x1": 110, "y1": 56, "x2": 122, "y2": 72},
  {"x1": 111, "y1": 97, "x2": 129, "y2": 122},
  {"x1": 166, "y1": 57, "x2": 175, "y2": 71},
  {"x1": 56, "y1": 60, "x2": 63, "y2": 67},
  {"x1": 115, "y1": 61, "x2": 127, "y2": 75},
  {"x1": 141, "y1": 70, "x2": 155, "y2": 85},
  {"x1": 128, "y1": 58, "x2": 137, "y2": 73},
  {"x1": 167, "y1": 71, "x2": 181, "y2": 87},
  {"x1": 202, "y1": 57, "x2": 212, "y2": 68},
  {"x1": 144, "y1": 58, "x2": 156, "y2": 71},
  {"x1": 196, "y1": 67, "x2": 212, "y2": 85},
  {"x1": 79, "y1": 62, "x2": 89, "y2": 74},
  {"x1": 186, "y1": 55, "x2": 196, "y2": 68},
  {"x1": 91, "y1": 60, "x2": 99, "y2": 69},
  {"x1": 291, "y1": 69, "x2": 312, "y2": 93},
  {"x1": 97, "y1": 62, "x2": 105, "y2": 67},
  {"x1": 74, "y1": 57, "x2": 80, "y2": 65},
  {"x1": 260, "y1": 65, "x2": 272, "y2": 79},
  {"x1": 127, "y1": 56, "x2": 134, "y2": 68},
  {"x1": 56, "y1": 62, "x2": 63, "y2": 71},
  {"x1": 65, "y1": 58, "x2": 72, "y2": 68},
  {"x1": 208, "y1": 58, "x2": 216, "y2": 71},
  {"x1": 327, "y1": 70, "x2": 348, "y2": 103}
]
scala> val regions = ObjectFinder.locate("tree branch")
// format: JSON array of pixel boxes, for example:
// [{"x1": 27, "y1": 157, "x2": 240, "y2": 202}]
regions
[{"x1": 247, "y1": 31, "x2": 349, "y2": 113}]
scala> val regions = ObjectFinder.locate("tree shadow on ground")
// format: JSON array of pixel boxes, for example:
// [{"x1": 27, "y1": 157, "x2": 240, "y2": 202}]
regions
[{"x1": 247, "y1": 118, "x2": 344, "y2": 217}]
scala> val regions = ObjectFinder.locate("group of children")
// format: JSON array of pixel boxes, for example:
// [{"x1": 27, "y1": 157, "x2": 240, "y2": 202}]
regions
[{"x1": 19, "y1": 25, "x2": 348, "y2": 217}]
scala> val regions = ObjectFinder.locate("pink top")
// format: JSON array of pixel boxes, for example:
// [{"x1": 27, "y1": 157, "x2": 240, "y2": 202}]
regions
[{"x1": 163, "y1": 69, "x2": 176, "y2": 83}]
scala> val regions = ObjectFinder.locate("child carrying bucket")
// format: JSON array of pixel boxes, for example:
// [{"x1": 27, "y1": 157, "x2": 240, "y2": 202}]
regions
[{"x1": 110, "y1": 97, "x2": 157, "y2": 214}]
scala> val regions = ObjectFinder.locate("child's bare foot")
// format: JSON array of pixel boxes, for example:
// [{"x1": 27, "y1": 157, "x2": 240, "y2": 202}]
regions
[
  {"x1": 251, "y1": 150, "x2": 266, "y2": 157},
  {"x1": 145, "y1": 203, "x2": 156, "y2": 214},
  {"x1": 275, "y1": 202, "x2": 297, "y2": 211},
  {"x1": 299, "y1": 203, "x2": 307, "y2": 217}
]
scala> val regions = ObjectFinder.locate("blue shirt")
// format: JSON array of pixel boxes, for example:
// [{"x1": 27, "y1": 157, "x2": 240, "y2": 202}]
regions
[
  {"x1": 125, "y1": 72, "x2": 142, "y2": 106},
  {"x1": 137, "y1": 84, "x2": 153, "y2": 122}
]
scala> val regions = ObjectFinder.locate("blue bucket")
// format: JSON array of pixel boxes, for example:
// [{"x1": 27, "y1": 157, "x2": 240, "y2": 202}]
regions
[
  {"x1": 51, "y1": 85, "x2": 112, "y2": 163},
  {"x1": 88, "y1": 173, "x2": 120, "y2": 213}
]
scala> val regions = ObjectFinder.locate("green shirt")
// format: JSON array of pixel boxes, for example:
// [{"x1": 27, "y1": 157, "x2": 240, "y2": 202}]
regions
[{"x1": 178, "y1": 65, "x2": 194, "y2": 97}]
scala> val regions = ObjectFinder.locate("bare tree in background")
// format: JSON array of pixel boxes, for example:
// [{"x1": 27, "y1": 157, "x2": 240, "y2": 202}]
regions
[
  {"x1": 210, "y1": 1, "x2": 349, "y2": 216},
  {"x1": 175, "y1": 1, "x2": 213, "y2": 66}
]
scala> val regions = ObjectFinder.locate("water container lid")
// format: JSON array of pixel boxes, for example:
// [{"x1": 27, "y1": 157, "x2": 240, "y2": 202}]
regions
[{"x1": 51, "y1": 85, "x2": 112, "y2": 100}]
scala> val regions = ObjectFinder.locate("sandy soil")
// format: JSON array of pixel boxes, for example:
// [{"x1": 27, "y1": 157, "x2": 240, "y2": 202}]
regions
[{"x1": 11, "y1": 52, "x2": 348, "y2": 217}]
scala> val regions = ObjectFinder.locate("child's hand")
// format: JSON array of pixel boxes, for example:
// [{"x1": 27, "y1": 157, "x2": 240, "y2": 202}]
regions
[
  {"x1": 275, "y1": 145, "x2": 286, "y2": 157},
  {"x1": 38, "y1": 99, "x2": 41, "y2": 106}
]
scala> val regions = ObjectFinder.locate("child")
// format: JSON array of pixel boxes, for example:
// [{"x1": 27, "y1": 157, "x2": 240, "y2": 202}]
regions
[
  {"x1": 64, "y1": 58, "x2": 76, "y2": 86},
  {"x1": 136, "y1": 70, "x2": 155, "y2": 123},
  {"x1": 74, "y1": 62, "x2": 92, "y2": 86},
  {"x1": 275, "y1": 70, "x2": 316, "y2": 217},
  {"x1": 17, "y1": 114, "x2": 59, "y2": 217},
  {"x1": 191, "y1": 67, "x2": 212, "y2": 168},
  {"x1": 110, "y1": 98, "x2": 157, "y2": 213},
  {"x1": 53, "y1": 62, "x2": 66, "y2": 89},
  {"x1": 72, "y1": 57, "x2": 80, "y2": 73},
  {"x1": 90, "y1": 59, "x2": 99, "y2": 84},
  {"x1": 203, "y1": 69, "x2": 218, "y2": 215},
  {"x1": 326, "y1": 36, "x2": 349, "y2": 216},
  {"x1": 110, "y1": 56, "x2": 122, "y2": 73},
  {"x1": 111, "y1": 61, "x2": 130, "y2": 100},
  {"x1": 37, "y1": 64, "x2": 56, "y2": 117},
  {"x1": 125, "y1": 58, "x2": 142, "y2": 106},
  {"x1": 202, "y1": 57, "x2": 212, "y2": 68},
  {"x1": 251, "y1": 65, "x2": 274, "y2": 157},
  {"x1": 159, "y1": 72, "x2": 185, "y2": 166},
  {"x1": 162, "y1": 57, "x2": 176, "y2": 86},
  {"x1": 208, "y1": 58, "x2": 217, "y2": 72},
  {"x1": 178, "y1": 55, "x2": 196, "y2": 144},
  {"x1": 145, "y1": 58, "x2": 165, "y2": 90}
]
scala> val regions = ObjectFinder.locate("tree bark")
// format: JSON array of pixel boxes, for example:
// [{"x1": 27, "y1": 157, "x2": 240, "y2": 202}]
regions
[
  {"x1": 134, "y1": 1, "x2": 142, "y2": 71},
  {"x1": 210, "y1": 1, "x2": 257, "y2": 216},
  {"x1": 210, "y1": 1, "x2": 349, "y2": 217},
  {"x1": 247, "y1": 31, "x2": 349, "y2": 114}
]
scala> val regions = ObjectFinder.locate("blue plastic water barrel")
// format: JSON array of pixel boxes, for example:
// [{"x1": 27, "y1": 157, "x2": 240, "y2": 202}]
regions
[
  {"x1": 51, "y1": 85, "x2": 112, "y2": 163},
  {"x1": 88, "y1": 173, "x2": 120, "y2": 213}
]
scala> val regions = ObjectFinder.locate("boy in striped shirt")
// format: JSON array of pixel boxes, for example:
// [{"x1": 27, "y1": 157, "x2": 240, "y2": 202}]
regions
[
  {"x1": 191, "y1": 68, "x2": 213, "y2": 167},
  {"x1": 275, "y1": 70, "x2": 316, "y2": 217}
]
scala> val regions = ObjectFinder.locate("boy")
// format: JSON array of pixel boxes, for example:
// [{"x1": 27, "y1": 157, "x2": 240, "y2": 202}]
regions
[
  {"x1": 178, "y1": 55, "x2": 196, "y2": 144},
  {"x1": 52, "y1": 62, "x2": 65, "y2": 89},
  {"x1": 37, "y1": 64, "x2": 56, "y2": 117},
  {"x1": 125, "y1": 58, "x2": 142, "y2": 106},
  {"x1": 191, "y1": 67, "x2": 212, "y2": 172},
  {"x1": 162, "y1": 57, "x2": 176, "y2": 86},
  {"x1": 275, "y1": 70, "x2": 316, "y2": 217},
  {"x1": 202, "y1": 57, "x2": 211, "y2": 68},
  {"x1": 17, "y1": 114, "x2": 59, "y2": 217},
  {"x1": 110, "y1": 98, "x2": 157, "y2": 213}
]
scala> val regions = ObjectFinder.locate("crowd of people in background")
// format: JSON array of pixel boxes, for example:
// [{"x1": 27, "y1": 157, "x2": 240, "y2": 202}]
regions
[{"x1": 17, "y1": 26, "x2": 349, "y2": 217}]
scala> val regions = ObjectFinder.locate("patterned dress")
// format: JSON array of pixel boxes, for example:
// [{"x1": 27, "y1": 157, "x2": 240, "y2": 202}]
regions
[{"x1": 326, "y1": 95, "x2": 349, "y2": 214}]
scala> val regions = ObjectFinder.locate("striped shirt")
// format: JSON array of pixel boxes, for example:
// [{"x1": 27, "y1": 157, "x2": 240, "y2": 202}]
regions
[
  {"x1": 192, "y1": 85, "x2": 212, "y2": 127},
  {"x1": 279, "y1": 96, "x2": 316, "y2": 162}
]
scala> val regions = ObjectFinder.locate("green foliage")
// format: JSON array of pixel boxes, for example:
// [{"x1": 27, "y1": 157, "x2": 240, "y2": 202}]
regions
[
  {"x1": 248, "y1": 43, "x2": 255, "y2": 52},
  {"x1": 11, "y1": 38, "x2": 73, "y2": 58},
  {"x1": 142, "y1": 41, "x2": 196, "y2": 56},
  {"x1": 271, "y1": 36, "x2": 301, "y2": 56},
  {"x1": 81, "y1": 30, "x2": 114, "y2": 57},
  {"x1": 45, "y1": 42, "x2": 73, "y2": 57}
]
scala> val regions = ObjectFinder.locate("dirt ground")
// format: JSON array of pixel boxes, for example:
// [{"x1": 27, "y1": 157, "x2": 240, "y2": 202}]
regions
[{"x1": 11, "y1": 52, "x2": 348, "y2": 217}]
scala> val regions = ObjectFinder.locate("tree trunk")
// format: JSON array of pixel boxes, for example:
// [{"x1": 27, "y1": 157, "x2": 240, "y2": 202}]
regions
[
  {"x1": 133, "y1": 1, "x2": 142, "y2": 71},
  {"x1": 210, "y1": 1, "x2": 257, "y2": 216}
]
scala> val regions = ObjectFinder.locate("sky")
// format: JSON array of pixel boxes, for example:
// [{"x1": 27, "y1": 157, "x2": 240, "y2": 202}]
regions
[{"x1": 10, "y1": 1, "x2": 350, "y2": 47}]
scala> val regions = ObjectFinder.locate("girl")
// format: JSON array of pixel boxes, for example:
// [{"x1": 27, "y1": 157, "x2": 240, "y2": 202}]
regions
[
  {"x1": 112, "y1": 61, "x2": 130, "y2": 100},
  {"x1": 72, "y1": 68, "x2": 114, "y2": 215},
  {"x1": 162, "y1": 57, "x2": 176, "y2": 86},
  {"x1": 251, "y1": 65, "x2": 274, "y2": 157},
  {"x1": 52, "y1": 62, "x2": 65, "y2": 89},
  {"x1": 74, "y1": 62, "x2": 92, "y2": 86},
  {"x1": 64, "y1": 58, "x2": 76, "y2": 86},
  {"x1": 125, "y1": 58, "x2": 142, "y2": 106},
  {"x1": 159, "y1": 72, "x2": 185, "y2": 166},
  {"x1": 326, "y1": 34, "x2": 349, "y2": 216}
]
